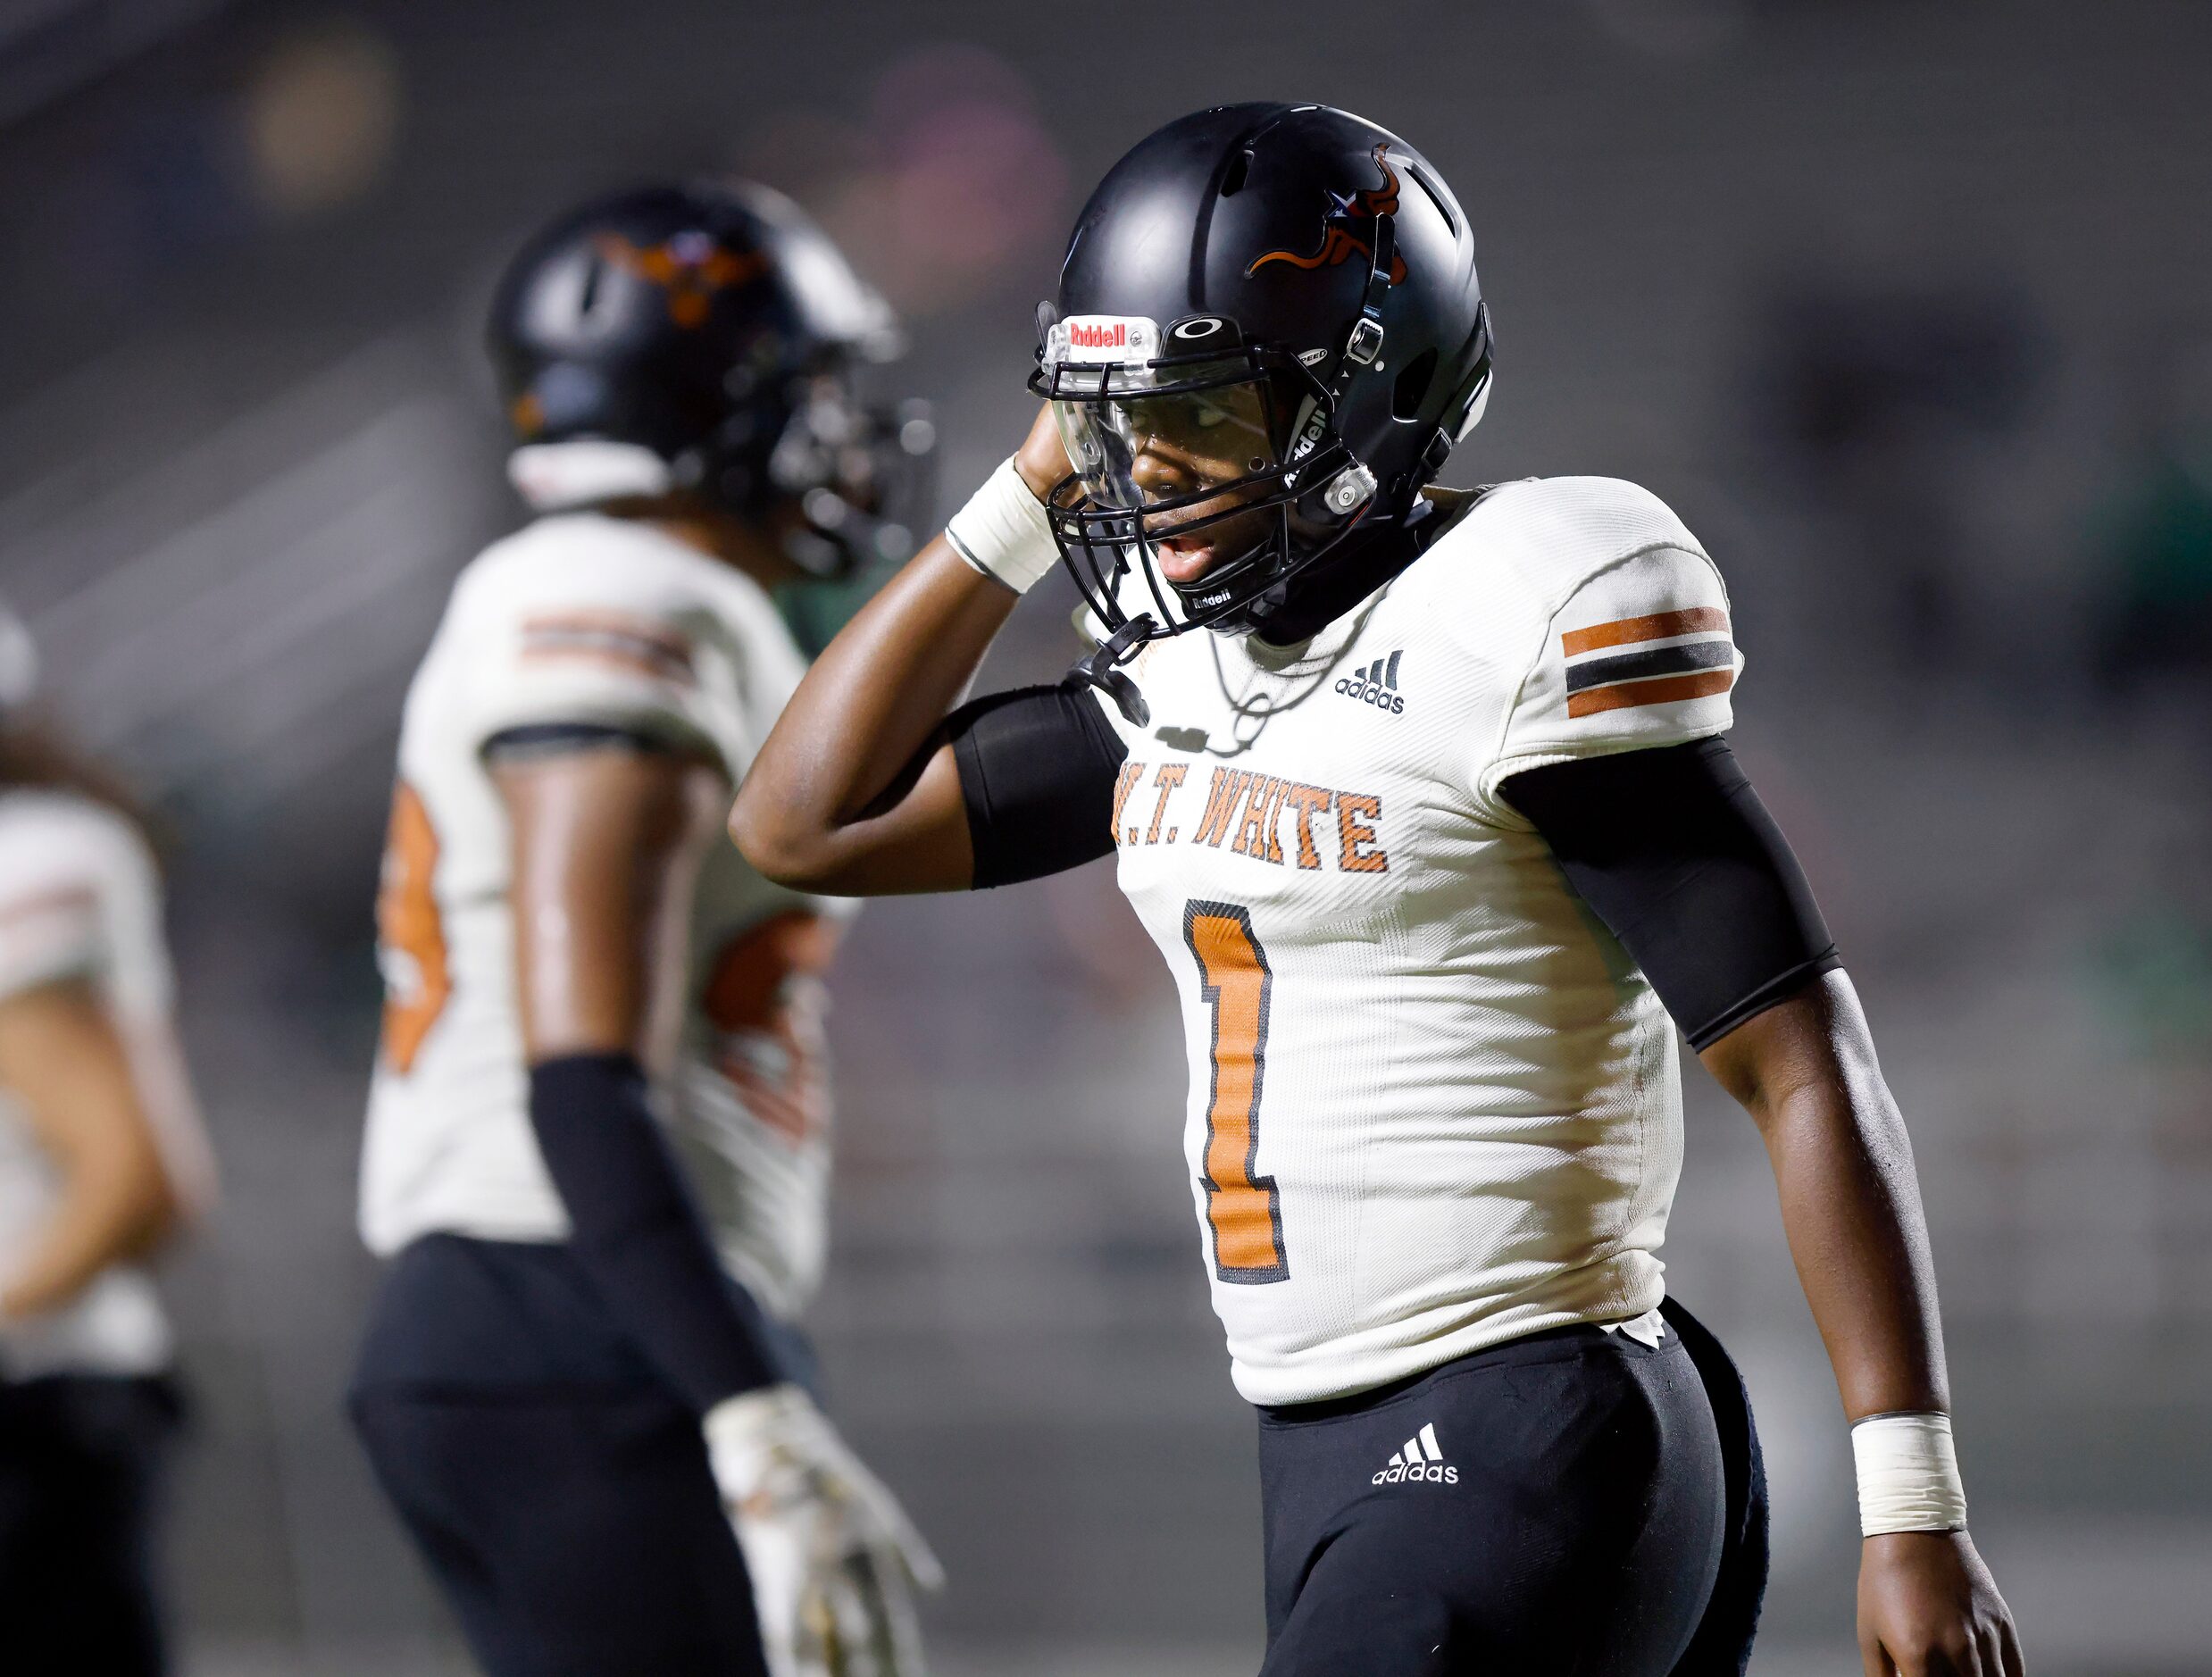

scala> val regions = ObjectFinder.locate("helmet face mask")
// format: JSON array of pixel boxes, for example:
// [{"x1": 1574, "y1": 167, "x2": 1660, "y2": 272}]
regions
[
  {"x1": 1032, "y1": 315, "x2": 1358, "y2": 635},
  {"x1": 1039, "y1": 104, "x2": 1493, "y2": 665},
  {"x1": 747, "y1": 371, "x2": 937, "y2": 579}
]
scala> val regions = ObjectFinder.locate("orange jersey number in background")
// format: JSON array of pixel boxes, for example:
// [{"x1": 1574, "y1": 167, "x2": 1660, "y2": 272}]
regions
[
  {"x1": 703, "y1": 910, "x2": 840, "y2": 1144},
  {"x1": 376, "y1": 781, "x2": 451, "y2": 1074}
]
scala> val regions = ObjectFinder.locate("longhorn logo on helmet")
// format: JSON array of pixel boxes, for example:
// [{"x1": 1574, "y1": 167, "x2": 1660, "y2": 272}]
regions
[
  {"x1": 1245, "y1": 144, "x2": 1409, "y2": 285},
  {"x1": 592, "y1": 232, "x2": 766, "y2": 328}
]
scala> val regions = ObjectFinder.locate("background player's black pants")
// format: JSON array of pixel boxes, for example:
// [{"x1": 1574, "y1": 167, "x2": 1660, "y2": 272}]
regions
[
  {"x1": 1256, "y1": 1304, "x2": 1765, "y2": 1676},
  {"x1": 0, "y1": 1372, "x2": 181, "y2": 1677},
  {"x1": 349, "y1": 1233, "x2": 815, "y2": 1677}
]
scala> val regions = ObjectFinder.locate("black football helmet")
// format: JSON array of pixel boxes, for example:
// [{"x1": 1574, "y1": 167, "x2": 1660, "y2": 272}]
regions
[
  {"x1": 1034, "y1": 103, "x2": 1491, "y2": 659},
  {"x1": 487, "y1": 180, "x2": 935, "y2": 578}
]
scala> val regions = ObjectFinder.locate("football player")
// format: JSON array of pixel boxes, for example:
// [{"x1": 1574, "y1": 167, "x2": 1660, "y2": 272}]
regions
[
  {"x1": 0, "y1": 599, "x2": 216, "y2": 1676},
  {"x1": 730, "y1": 105, "x2": 2027, "y2": 1675},
  {"x1": 350, "y1": 182, "x2": 939, "y2": 1677}
]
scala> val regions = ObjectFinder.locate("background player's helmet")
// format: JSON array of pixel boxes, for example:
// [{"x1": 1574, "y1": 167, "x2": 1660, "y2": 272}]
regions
[
  {"x1": 488, "y1": 180, "x2": 936, "y2": 579},
  {"x1": 1036, "y1": 103, "x2": 1491, "y2": 645},
  {"x1": 0, "y1": 597, "x2": 36, "y2": 716}
]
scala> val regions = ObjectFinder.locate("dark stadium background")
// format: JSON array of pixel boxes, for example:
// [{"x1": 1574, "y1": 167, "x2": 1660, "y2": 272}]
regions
[{"x1": 2, "y1": 1, "x2": 2208, "y2": 1670}]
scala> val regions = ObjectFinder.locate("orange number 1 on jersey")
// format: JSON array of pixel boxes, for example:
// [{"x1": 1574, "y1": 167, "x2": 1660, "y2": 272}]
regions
[{"x1": 1184, "y1": 901, "x2": 1290, "y2": 1283}]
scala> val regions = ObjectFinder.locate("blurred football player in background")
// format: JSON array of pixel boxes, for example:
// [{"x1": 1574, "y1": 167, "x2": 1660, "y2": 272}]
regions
[
  {"x1": 349, "y1": 182, "x2": 939, "y2": 1677},
  {"x1": 734, "y1": 105, "x2": 2025, "y2": 1675},
  {"x1": 0, "y1": 599, "x2": 216, "y2": 1677}
]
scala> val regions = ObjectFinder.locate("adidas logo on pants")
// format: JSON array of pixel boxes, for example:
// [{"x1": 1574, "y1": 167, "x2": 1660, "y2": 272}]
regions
[{"x1": 1373, "y1": 1422, "x2": 1457, "y2": 1485}]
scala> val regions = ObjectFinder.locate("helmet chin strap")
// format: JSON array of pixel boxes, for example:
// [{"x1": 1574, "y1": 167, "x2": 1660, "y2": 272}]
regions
[{"x1": 1070, "y1": 617, "x2": 1155, "y2": 727}]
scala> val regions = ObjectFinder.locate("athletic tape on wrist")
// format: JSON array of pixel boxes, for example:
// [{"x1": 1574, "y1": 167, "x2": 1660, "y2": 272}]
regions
[
  {"x1": 1851, "y1": 1412, "x2": 1968, "y2": 1536},
  {"x1": 944, "y1": 455, "x2": 1058, "y2": 595}
]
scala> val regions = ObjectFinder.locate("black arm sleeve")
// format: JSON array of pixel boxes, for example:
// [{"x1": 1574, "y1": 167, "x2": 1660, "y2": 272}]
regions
[
  {"x1": 950, "y1": 683, "x2": 1130, "y2": 889},
  {"x1": 1500, "y1": 737, "x2": 1841, "y2": 1050},
  {"x1": 529, "y1": 1052, "x2": 784, "y2": 1412}
]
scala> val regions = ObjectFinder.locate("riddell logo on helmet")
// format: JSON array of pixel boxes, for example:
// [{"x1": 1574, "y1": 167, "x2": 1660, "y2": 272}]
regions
[{"x1": 1060, "y1": 315, "x2": 1156, "y2": 363}]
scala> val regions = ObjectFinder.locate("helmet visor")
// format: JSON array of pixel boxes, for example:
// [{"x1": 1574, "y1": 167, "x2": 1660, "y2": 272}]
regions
[
  {"x1": 1049, "y1": 363, "x2": 1291, "y2": 561},
  {"x1": 1032, "y1": 318, "x2": 1351, "y2": 636}
]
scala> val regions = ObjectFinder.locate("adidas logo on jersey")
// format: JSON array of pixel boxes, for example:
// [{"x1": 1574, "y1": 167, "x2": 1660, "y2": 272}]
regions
[
  {"x1": 1373, "y1": 1422, "x2": 1457, "y2": 1485},
  {"x1": 1333, "y1": 649, "x2": 1406, "y2": 714}
]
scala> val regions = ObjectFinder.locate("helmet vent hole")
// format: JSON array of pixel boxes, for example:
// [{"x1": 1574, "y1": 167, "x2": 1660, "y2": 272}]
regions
[
  {"x1": 1219, "y1": 148, "x2": 1252, "y2": 197},
  {"x1": 1392, "y1": 348, "x2": 1439, "y2": 421},
  {"x1": 578, "y1": 255, "x2": 606, "y2": 316},
  {"x1": 1405, "y1": 161, "x2": 1459, "y2": 238}
]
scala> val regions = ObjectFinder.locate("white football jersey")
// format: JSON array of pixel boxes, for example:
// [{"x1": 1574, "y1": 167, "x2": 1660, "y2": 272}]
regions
[
  {"x1": 1092, "y1": 476, "x2": 1741, "y2": 1406},
  {"x1": 359, "y1": 513, "x2": 854, "y2": 1321},
  {"x1": 0, "y1": 790, "x2": 196, "y2": 1378}
]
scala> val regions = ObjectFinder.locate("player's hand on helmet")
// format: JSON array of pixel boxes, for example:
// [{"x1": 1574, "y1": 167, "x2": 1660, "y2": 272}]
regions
[
  {"x1": 1857, "y1": 1531, "x2": 2024, "y2": 1677},
  {"x1": 705, "y1": 1383, "x2": 943, "y2": 1677},
  {"x1": 1013, "y1": 403, "x2": 1073, "y2": 501}
]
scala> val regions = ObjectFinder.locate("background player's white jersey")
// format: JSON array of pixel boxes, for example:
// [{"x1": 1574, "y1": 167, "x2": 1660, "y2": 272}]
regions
[
  {"x1": 360, "y1": 513, "x2": 853, "y2": 1321},
  {"x1": 0, "y1": 790, "x2": 201, "y2": 1378},
  {"x1": 1094, "y1": 476, "x2": 1740, "y2": 1406}
]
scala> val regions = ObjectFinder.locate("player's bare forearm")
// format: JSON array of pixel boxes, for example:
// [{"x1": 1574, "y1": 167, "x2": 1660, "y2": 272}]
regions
[
  {"x1": 0, "y1": 980, "x2": 181, "y2": 1320},
  {"x1": 1702, "y1": 969, "x2": 2023, "y2": 1674},
  {"x1": 1699, "y1": 968, "x2": 1949, "y2": 1419}
]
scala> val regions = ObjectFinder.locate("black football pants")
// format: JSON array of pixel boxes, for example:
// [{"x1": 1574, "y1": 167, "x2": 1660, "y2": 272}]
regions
[
  {"x1": 1256, "y1": 1300, "x2": 1766, "y2": 1676},
  {"x1": 348, "y1": 1234, "x2": 783, "y2": 1677},
  {"x1": 0, "y1": 1372, "x2": 181, "y2": 1677}
]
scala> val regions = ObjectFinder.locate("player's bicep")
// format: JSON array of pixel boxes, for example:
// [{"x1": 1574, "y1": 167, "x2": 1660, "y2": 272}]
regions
[
  {"x1": 1502, "y1": 737, "x2": 1840, "y2": 1049},
  {"x1": 492, "y1": 743, "x2": 724, "y2": 1060}
]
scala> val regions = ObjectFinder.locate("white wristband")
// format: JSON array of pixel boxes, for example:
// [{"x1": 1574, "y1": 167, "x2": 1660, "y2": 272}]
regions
[
  {"x1": 1852, "y1": 1412, "x2": 1968, "y2": 1536},
  {"x1": 944, "y1": 455, "x2": 1058, "y2": 595}
]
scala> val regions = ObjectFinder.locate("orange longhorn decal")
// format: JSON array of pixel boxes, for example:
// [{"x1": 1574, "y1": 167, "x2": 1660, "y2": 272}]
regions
[
  {"x1": 594, "y1": 232, "x2": 767, "y2": 328},
  {"x1": 1245, "y1": 144, "x2": 1408, "y2": 285}
]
